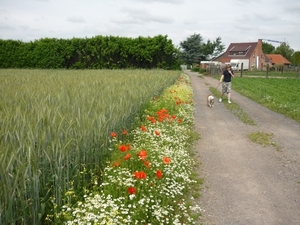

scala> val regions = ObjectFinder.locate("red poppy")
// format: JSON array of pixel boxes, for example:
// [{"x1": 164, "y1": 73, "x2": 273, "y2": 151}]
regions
[
  {"x1": 112, "y1": 161, "x2": 121, "y2": 167},
  {"x1": 139, "y1": 171, "x2": 147, "y2": 179},
  {"x1": 124, "y1": 153, "x2": 131, "y2": 160},
  {"x1": 154, "y1": 130, "x2": 160, "y2": 136},
  {"x1": 156, "y1": 108, "x2": 170, "y2": 122},
  {"x1": 156, "y1": 170, "x2": 163, "y2": 179},
  {"x1": 133, "y1": 171, "x2": 147, "y2": 179},
  {"x1": 126, "y1": 144, "x2": 132, "y2": 150},
  {"x1": 178, "y1": 118, "x2": 183, "y2": 123},
  {"x1": 143, "y1": 161, "x2": 151, "y2": 168},
  {"x1": 128, "y1": 187, "x2": 136, "y2": 195},
  {"x1": 110, "y1": 132, "x2": 117, "y2": 138},
  {"x1": 163, "y1": 157, "x2": 171, "y2": 164},
  {"x1": 118, "y1": 145, "x2": 128, "y2": 152},
  {"x1": 147, "y1": 116, "x2": 156, "y2": 123},
  {"x1": 122, "y1": 130, "x2": 127, "y2": 135},
  {"x1": 141, "y1": 126, "x2": 147, "y2": 132},
  {"x1": 137, "y1": 150, "x2": 147, "y2": 160}
]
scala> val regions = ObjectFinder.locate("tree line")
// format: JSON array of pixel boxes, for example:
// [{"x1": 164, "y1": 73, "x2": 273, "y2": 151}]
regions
[
  {"x1": 0, "y1": 35, "x2": 181, "y2": 69},
  {"x1": 2, "y1": 33, "x2": 298, "y2": 70}
]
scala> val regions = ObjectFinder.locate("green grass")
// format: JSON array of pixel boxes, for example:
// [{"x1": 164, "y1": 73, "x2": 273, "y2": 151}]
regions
[
  {"x1": 234, "y1": 70, "x2": 299, "y2": 78},
  {"x1": 233, "y1": 77, "x2": 300, "y2": 123},
  {"x1": 247, "y1": 132, "x2": 281, "y2": 150}
]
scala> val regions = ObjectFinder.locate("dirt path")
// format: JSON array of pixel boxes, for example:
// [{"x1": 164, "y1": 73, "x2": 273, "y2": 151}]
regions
[{"x1": 185, "y1": 70, "x2": 300, "y2": 225}]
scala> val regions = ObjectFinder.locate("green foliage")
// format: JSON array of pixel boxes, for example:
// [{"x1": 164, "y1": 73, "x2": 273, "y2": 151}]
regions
[
  {"x1": 292, "y1": 51, "x2": 300, "y2": 65},
  {"x1": 200, "y1": 37, "x2": 225, "y2": 60},
  {"x1": 274, "y1": 43, "x2": 294, "y2": 62},
  {"x1": 0, "y1": 35, "x2": 181, "y2": 69},
  {"x1": 199, "y1": 68, "x2": 206, "y2": 74},
  {"x1": 262, "y1": 42, "x2": 275, "y2": 54},
  {"x1": 180, "y1": 33, "x2": 204, "y2": 65},
  {"x1": 179, "y1": 34, "x2": 225, "y2": 64}
]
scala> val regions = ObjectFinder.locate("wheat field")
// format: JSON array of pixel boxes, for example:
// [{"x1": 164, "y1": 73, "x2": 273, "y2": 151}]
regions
[{"x1": 0, "y1": 69, "x2": 181, "y2": 224}]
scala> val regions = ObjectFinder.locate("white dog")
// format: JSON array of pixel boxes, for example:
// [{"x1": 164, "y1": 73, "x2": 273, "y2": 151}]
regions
[{"x1": 207, "y1": 94, "x2": 215, "y2": 108}]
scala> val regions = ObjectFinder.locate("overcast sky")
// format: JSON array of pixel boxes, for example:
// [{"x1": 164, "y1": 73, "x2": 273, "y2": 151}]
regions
[{"x1": 1, "y1": 0, "x2": 300, "y2": 52}]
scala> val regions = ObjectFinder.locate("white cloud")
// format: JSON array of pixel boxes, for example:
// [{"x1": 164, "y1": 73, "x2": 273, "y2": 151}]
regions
[
  {"x1": 0, "y1": 0, "x2": 299, "y2": 51},
  {"x1": 67, "y1": 17, "x2": 86, "y2": 23}
]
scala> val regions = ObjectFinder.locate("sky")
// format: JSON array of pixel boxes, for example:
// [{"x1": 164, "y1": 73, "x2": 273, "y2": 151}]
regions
[{"x1": 1, "y1": 0, "x2": 300, "y2": 52}]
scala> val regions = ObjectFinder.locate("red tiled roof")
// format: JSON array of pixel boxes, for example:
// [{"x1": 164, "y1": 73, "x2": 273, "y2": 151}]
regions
[{"x1": 266, "y1": 54, "x2": 290, "y2": 64}]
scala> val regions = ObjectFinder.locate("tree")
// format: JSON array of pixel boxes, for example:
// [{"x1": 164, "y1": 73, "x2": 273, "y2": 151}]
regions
[
  {"x1": 292, "y1": 51, "x2": 300, "y2": 65},
  {"x1": 274, "y1": 43, "x2": 294, "y2": 62},
  {"x1": 179, "y1": 33, "x2": 204, "y2": 65},
  {"x1": 200, "y1": 37, "x2": 225, "y2": 60},
  {"x1": 179, "y1": 34, "x2": 225, "y2": 65},
  {"x1": 262, "y1": 42, "x2": 275, "y2": 54}
]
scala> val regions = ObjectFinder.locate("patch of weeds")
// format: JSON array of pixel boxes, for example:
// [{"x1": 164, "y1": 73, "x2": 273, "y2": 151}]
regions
[
  {"x1": 226, "y1": 101, "x2": 256, "y2": 125},
  {"x1": 188, "y1": 130, "x2": 200, "y2": 143},
  {"x1": 247, "y1": 132, "x2": 281, "y2": 150},
  {"x1": 209, "y1": 86, "x2": 255, "y2": 125}
]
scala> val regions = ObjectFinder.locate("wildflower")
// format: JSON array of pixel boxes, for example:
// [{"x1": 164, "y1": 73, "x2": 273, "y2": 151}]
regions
[
  {"x1": 156, "y1": 108, "x2": 169, "y2": 122},
  {"x1": 110, "y1": 132, "x2": 117, "y2": 138},
  {"x1": 143, "y1": 161, "x2": 151, "y2": 168},
  {"x1": 154, "y1": 130, "x2": 160, "y2": 136},
  {"x1": 126, "y1": 144, "x2": 132, "y2": 150},
  {"x1": 133, "y1": 171, "x2": 147, "y2": 179},
  {"x1": 118, "y1": 145, "x2": 128, "y2": 152},
  {"x1": 163, "y1": 157, "x2": 171, "y2": 164},
  {"x1": 156, "y1": 170, "x2": 163, "y2": 179},
  {"x1": 178, "y1": 118, "x2": 183, "y2": 123},
  {"x1": 141, "y1": 125, "x2": 147, "y2": 132},
  {"x1": 128, "y1": 187, "x2": 136, "y2": 195},
  {"x1": 137, "y1": 150, "x2": 147, "y2": 160},
  {"x1": 147, "y1": 116, "x2": 156, "y2": 123},
  {"x1": 112, "y1": 161, "x2": 121, "y2": 167},
  {"x1": 124, "y1": 154, "x2": 131, "y2": 160},
  {"x1": 122, "y1": 130, "x2": 127, "y2": 135}
]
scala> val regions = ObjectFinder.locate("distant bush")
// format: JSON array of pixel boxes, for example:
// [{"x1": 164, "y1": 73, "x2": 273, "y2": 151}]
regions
[
  {"x1": 199, "y1": 68, "x2": 206, "y2": 74},
  {"x1": 191, "y1": 67, "x2": 199, "y2": 72}
]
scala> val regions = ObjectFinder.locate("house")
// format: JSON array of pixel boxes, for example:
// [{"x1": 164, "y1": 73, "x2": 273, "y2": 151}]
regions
[
  {"x1": 265, "y1": 54, "x2": 291, "y2": 66},
  {"x1": 212, "y1": 39, "x2": 291, "y2": 71},
  {"x1": 214, "y1": 39, "x2": 267, "y2": 70}
]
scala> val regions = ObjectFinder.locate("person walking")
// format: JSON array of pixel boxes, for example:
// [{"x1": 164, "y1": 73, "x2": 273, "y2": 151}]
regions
[{"x1": 219, "y1": 65, "x2": 234, "y2": 103}]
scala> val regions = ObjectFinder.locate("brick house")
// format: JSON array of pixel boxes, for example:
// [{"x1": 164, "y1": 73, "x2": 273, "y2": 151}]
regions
[{"x1": 214, "y1": 39, "x2": 267, "y2": 70}]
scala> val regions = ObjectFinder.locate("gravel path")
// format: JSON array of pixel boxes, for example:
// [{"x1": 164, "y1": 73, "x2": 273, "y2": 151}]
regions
[{"x1": 185, "y1": 70, "x2": 300, "y2": 225}]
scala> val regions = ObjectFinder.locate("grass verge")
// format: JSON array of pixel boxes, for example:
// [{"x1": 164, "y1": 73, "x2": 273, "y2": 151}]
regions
[
  {"x1": 209, "y1": 86, "x2": 255, "y2": 125},
  {"x1": 247, "y1": 132, "x2": 281, "y2": 151}
]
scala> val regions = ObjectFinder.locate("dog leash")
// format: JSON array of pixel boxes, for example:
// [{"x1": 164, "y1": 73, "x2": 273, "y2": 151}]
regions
[{"x1": 214, "y1": 82, "x2": 221, "y2": 91}]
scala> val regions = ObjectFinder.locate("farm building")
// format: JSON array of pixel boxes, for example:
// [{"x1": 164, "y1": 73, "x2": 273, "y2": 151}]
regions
[
  {"x1": 265, "y1": 54, "x2": 291, "y2": 66},
  {"x1": 213, "y1": 39, "x2": 289, "y2": 71}
]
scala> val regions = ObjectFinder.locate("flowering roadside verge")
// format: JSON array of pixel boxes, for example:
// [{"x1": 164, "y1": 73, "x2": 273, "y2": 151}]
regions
[{"x1": 57, "y1": 73, "x2": 202, "y2": 224}]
